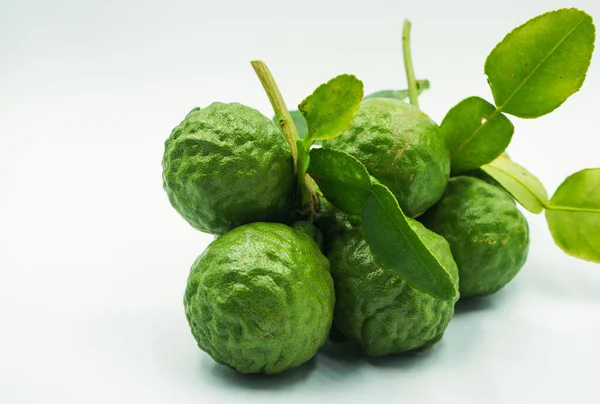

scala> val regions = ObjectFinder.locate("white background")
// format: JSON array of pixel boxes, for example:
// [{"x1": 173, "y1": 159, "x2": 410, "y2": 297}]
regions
[{"x1": 1, "y1": 0, "x2": 600, "y2": 403}]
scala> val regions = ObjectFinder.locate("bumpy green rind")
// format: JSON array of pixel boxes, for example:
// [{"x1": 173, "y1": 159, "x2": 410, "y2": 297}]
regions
[
  {"x1": 162, "y1": 103, "x2": 295, "y2": 234},
  {"x1": 315, "y1": 196, "x2": 360, "y2": 254},
  {"x1": 291, "y1": 221, "x2": 324, "y2": 252},
  {"x1": 421, "y1": 176, "x2": 530, "y2": 298},
  {"x1": 327, "y1": 219, "x2": 459, "y2": 356},
  {"x1": 462, "y1": 169, "x2": 501, "y2": 187},
  {"x1": 184, "y1": 222, "x2": 335, "y2": 374},
  {"x1": 325, "y1": 98, "x2": 450, "y2": 217},
  {"x1": 462, "y1": 169, "x2": 511, "y2": 197}
]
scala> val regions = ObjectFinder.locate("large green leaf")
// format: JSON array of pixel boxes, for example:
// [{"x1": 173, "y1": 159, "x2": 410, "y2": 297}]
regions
[
  {"x1": 442, "y1": 96, "x2": 514, "y2": 173},
  {"x1": 485, "y1": 8, "x2": 595, "y2": 118},
  {"x1": 307, "y1": 148, "x2": 372, "y2": 216},
  {"x1": 481, "y1": 155, "x2": 548, "y2": 214},
  {"x1": 362, "y1": 183, "x2": 457, "y2": 301},
  {"x1": 299, "y1": 74, "x2": 364, "y2": 142},
  {"x1": 363, "y1": 80, "x2": 430, "y2": 100},
  {"x1": 309, "y1": 148, "x2": 458, "y2": 300},
  {"x1": 546, "y1": 169, "x2": 600, "y2": 263}
]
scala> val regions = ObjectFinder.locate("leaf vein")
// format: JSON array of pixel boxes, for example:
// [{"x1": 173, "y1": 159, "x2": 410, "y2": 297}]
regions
[
  {"x1": 370, "y1": 190, "x2": 451, "y2": 290},
  {"x1": 452, "y1": 109, "x2": 499, "y2": 159},
  {"x1": 498, "y1": 16, "x2": 587, "y2": 110},
  {"x1": 483, "y1": 164, "x2": 548, "y2": 208},
  {"x1": 546, "y1": 205, "x2": 600, "y2": 214}
]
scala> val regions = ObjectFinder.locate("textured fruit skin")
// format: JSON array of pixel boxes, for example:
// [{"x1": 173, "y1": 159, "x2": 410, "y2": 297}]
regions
[
  {"x1": 315, "y1": 196, "x2": 360, "y2": 254},
  {"x1": 327, "y1": 219, "x2": 459, "y2": 356},
  {"x1": 325, "y1": 98, "x2": 450, "y2": 217},
  {"x1": 462, "y1": 169, "x2": 511, "y2": 196},
  {"x1": 291, "y1": 221, "x2": 324, "y2": 252},
  {"x1": 184, "y1": 223, "x2": 335, "y2": 374},
  {"x1": 422, "y1": 176, "x2": 530, "y2": 298},
  {"x1": 162, "y1": 103, "x2": 295, "y2": 234}
]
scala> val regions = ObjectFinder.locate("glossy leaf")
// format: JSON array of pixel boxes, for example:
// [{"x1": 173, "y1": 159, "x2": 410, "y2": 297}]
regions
[
  {"x1": 481, "y1": 155, "x2": 549, "y2": 214},
  {"x1": 307, "y1": 148, "x2": 372, "y2": 216},
  {"x1": 485, "y1": 8, "x2": 596, "y2": 118},
  {"x1": 362, "y1": 183, "x2": 457, "y2": 301},
  {"x1": 287, "y1": 78, "x2": 425, "y2": 137},
  {"x1": 363, "y1": 80, "x2": 430, "y2": 100},
  {"x1": 546, "y1": 169, "x2": 600, "y2": 262},
  {"x1": 299, "y1": 74, "x2": 364, "y2": 142},
  {"x1": 442, "y1": 96, "x2": 514, "y2": 173}
]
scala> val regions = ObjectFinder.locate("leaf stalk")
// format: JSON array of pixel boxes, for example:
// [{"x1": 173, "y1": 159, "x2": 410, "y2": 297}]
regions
[
  {"x1": 250, "y1": 60, "x2": 300, "y2": 168},
  {"x1": 402, "y1": 20, "x2": 420, "y2": 108}
]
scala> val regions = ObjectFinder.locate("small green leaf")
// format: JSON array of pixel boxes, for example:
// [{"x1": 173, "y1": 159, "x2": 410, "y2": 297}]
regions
[
  {"x1": 481, "y1": 155, "x2": 548, "y2": 214},
  {"x1": 363, "y1": 80, "x2": 430, "y2": 100},
  {"x1": 442, "y1": 96, "x2": 514, "y2": 173},
  {"x1": 274, "y1": 110, "x2": 308, "y2": 139},
  {"x1": 362, "y1": 183, "x2": 457, "y2": 301},
  {"x1": 307, "y1": 148, "x2": 372, "y2": 216},
  {"x1": 485, "y1": 8, "x2": 596, "y2": 118},
  {"x1": 299, "y1": 74, "x2": 364, "y2": 142},
  {"x1": 287, "y1": 77, "x2": 424, "y2": 138},
  {"x1": 546, "y1": 169, "x2": 600, "y2": 263}
]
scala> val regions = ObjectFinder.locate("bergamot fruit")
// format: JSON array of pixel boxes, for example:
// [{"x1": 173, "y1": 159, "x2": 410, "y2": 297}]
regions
[
  {"x1": 315, "y1": 196, "x2": 360, "y2": 254},
  {"x1": 291, "y1": 221, "x2": 324, "y2": 251},
  {"x1": 325, "y1": 98, "x2": 450, "y2": 217},
  {"x1": 162, "y1": 103, "x2": 295, "y2": 235},
  {"x1": 421, "y1": 176, "x2": 530, "y2": 298},
  {"x1": 327, "y1": 219, "x2": 459, "y2": 356},
  {"x1": 184, "y1": 222, "x2": 335, "y2": 374}
]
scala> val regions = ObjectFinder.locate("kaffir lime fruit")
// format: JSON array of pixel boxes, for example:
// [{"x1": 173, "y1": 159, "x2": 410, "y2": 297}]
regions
[
  {"x1": 291, "y1": 221, "x2": 324, "y2": 251},
  {"x1": 184, "y1": 222, "x2": 335, "y2": 374},
  {"x1": 315, "y1": 196, "x2": 359, "y2": 254},
  {"x1": 162, "y1": 103, "x2": 295, "y2": 235},
  {"x1": 327, "y1": 219, "x2": 459, "y2": 356},
  {"x1": 325, "y1": 98, "x2": 450, "y2": 217},
  {"x1": 421, "y1": 176, "x2": 530, "y2": 298}
]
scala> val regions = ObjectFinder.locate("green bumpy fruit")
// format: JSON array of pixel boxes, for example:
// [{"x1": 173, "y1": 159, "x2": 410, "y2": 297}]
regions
[
  {"x1": 422, "y1": 176, "x2": 530, "y2": 298},
  {"x1": 291, "y1": 221, "x2": 324, "y2": 252},
  {"x1": 162, "y1": 103, "x2": 295, "y2": 234},
  {"x1": 184, "y1": 222, "x2": 335, "y2": 374},
  {"x1": 325, "y1": 98, "x2": 450, "y2": 217},
  {"x1": 328, "y1": 219, "x2": 459, "y2": 356},
  {"x1": 315, "y1": 196, "x2": 360, "y2": 254}
]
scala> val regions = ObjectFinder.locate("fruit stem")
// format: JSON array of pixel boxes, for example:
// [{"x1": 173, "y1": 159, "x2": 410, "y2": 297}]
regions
[
  {"x1": 402, "y1": 19, "x2": 420, "y2": 108},
  {"x1": 251, "y1": 60, "x2": 318, "y2": 221},
  {"x1": 251, "y1": 60, "x2": 300, "y2": 168},
  {"x1": 296, "y1": 139, "x2": 319, "y2": 221}
]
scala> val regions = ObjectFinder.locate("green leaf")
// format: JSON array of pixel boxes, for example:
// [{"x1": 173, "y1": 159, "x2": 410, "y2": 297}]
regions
[
  {"x1": 485, "y1": 8, "x2": 596, "y2": 118},
  {"x1": 274, "y1": 110, "x2": 308, "y2": 139},
  {"x1": 442, "y1": 96, "x2": 514, "y2": 173},
  {"x1": 481, "y1": 155, "x2": 549, "y2": 214},
  {"x1": 363, "y1": 80, "x2": 430, "y2": 100},
  {"x1": 287, "y1": 77, "x2": 423, "y2": 138},
  {"x1": 362, "y1": 183, "x2": 457, "y2": 301},
  {"x1": 546, "y1": 169, "x2": 600, "y2": 263},
  {"x1": 299, "y1": 74, "x2": 364, "y2": 142},
  {"x1": 309, "y1": 147, "x2": 458, "y2": 299},
  {"x1": 307, "y1": 148, "x2": 372, "y2": 216}
]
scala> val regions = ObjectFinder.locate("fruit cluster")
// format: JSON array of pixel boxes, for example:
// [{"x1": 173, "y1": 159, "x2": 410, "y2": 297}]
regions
[{"x1": 162, "y1": 9, "x2": 597, "y2": 374}]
